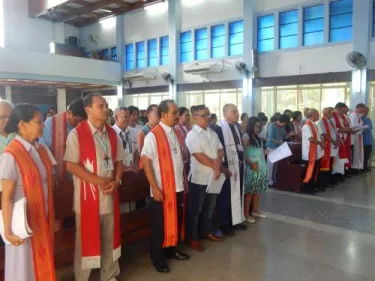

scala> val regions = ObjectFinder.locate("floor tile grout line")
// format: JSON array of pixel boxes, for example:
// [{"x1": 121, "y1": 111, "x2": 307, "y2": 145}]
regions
[
  {"x1": 267, "y1": 188, "x2": 375, "y2": 211},
  {"x1": 266, "y1": 212, "x2": 375, "y2": 245}
]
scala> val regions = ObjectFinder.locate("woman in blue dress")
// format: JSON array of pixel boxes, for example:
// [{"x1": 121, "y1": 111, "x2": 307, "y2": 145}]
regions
[{"x1": 242, "y1": 117, "x2": 268, "y2": 224}]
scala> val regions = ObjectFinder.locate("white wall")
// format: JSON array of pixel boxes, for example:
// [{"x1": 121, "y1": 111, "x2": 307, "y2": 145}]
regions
[
  {"x1": 0, "y1": 48, "x2": 121, "y2": 85},
  {"x1": 255, "y1": 0, "x2": 311, "y2": 13},
  {"x1": 259, "y1": 44, "x2": 353, "y2": 77},
  {"x1": 80, "y1": 21, "x2": 117, "y2": 51},
  {"x1": 181, "y1": 0, "x2": 242, "y2": 30},
  {"x1": 3, "y1": 0, "x2": 80, "y2": 53},
  {"x1": 367, "y1": 41, "x2": 375, "y2": 69}
]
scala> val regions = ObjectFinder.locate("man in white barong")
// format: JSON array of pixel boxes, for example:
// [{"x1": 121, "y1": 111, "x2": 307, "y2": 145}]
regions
[
  {"x1": 350, "y1": 103, "x2": 366, "y2": 171},
  {"x1": 213, "y1": 104, "x2": 246, "y2": 236}
]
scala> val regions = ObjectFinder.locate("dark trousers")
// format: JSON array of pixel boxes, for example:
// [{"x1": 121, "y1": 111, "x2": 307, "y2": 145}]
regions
[
  {"x1": 364, "y1": 145, "x2": 373, "y2": 169},
  {"x1": 219, "y1": 179, "x2": 232, "y2": 228},
  {"x1": 302, "y1": 160, "x2": 320, "y2": 189},
  {"x1": 149, "y1": 192, "x2": 183, "y2": 266},
  {"x1": 186, "y1": 182, "x2": 217, "y2": 241}
]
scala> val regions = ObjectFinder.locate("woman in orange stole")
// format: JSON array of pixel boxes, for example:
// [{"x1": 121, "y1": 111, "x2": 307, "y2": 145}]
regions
[{"x1": 0, "y1": 104, "x2": 56, "y2": 281}]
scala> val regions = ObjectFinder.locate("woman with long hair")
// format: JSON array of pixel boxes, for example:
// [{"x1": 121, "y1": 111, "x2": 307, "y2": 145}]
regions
[
  {"x1": 242, "y1": 117, "x2": 268, "y2": 223},
  {"x1": 0, "y1": 104, "x2": 57, "y2": 281},
  {"x1": 175, "y1": 107, "x2": 192, "y2": 173}
]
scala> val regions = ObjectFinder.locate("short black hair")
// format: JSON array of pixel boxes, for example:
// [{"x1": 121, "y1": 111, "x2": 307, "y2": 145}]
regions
[
  {"x1": 128, "y1": 106, "x2": 139, "y2": 115},
  {"x1": 260, "y1": 115, "x2": 268, "y2": 122},
  {"x1": 146, "y1": 104, "x2": 158, "y2": 114},
  {"x1": 356, "y1": 103, "x2": 366, "y2": 109},
  {"x1": 191, "y1": 105, "x2": 206, "y2": 114},
  {"x1": 257, "y1": 112, "x2": 266, "y2": 119},
  {"x1": 158, "y1": 99, "x2": 175, "y2": 118},
  {"x1": 178, "y1": 107, "x2": 189, "y2": 116},
  {"x1": 335, "y1": 102, "x2": 347, "y2": 109},
  {"x1": 5, "y1": 103, "x2": 41, "y2": 134},
  {"x1": 283, "y1": 109, "x2": 293, "y2": 115},
  {"x1": 241, "y1": 113, "x2": 249, "y2": 121},
  {"x1": 210, "y1": 113, "x2": 217, "y2": 119},
  {"x1": 83, "y1": 93, "x2": 102, "y2": 108},
  {"x1": 68, "y1": 98, "x2": 87, "y2": 119},
  {"x1": 278, "y1": 114, "x2": 290, "y2": 124},
  {"x1": 292, "y1": 111, "x2": 302, "y2": 121},
  {"x1": 270, "y1": 115, "x2": 278, "y2": 122}
]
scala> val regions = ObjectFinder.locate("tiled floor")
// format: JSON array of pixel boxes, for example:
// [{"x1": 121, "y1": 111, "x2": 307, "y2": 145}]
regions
[{"x1": 58, "y1": 171, "x2": 375, "y2": 281}]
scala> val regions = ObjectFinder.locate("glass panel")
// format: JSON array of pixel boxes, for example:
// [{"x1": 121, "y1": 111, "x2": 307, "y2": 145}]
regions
[
  {"x1": 258, "y1": 26, "x2": 274, "y2": 40},
  {"x1": 304, "y1": 31, "x2": 324, "y2": 46},
  {"x1": 304, "y1": 5, "x2": 324, "y2": 20},
  {"x1": 229, "y1": 20, "x2": 243, "y2": 34},
  {"x1": 258, "y1": 39, "x2": 274, "y2": 52},
  {"x1": 138, "y1": 96, "x2": 149, "y2": 110},
  {"x1": 181, "y1": 31, "x2": 192, "y2": 43},
  {"x1": 212, "y1": 46, "x2": 225, "y2": 58},
  {"x1": 189, "y1": 94, "x2": 204, "y2": 107},
  {"x1": 330, "y1": 13, "x2": 353, "y2": 29},
  {"x1": 261, "y1": 90, "x2": 274, "y2": 117},
  {"x1": 280, "y1": 23, "x2": 298, "y2": 37},
  {"x1": 330, "y1": 26, "x2": 352, "y2": 42},
  {"x1": 205, "y1": 93, "x2": 220, "y2": 119},
  {"x1": 181, "y1": 51, "x2": 192, "y2": 62},
  {"x1": 258, "y1": 15, "x2": 274, "y2": 29},
  {"x1": 229, "y1": 43, "x2": 243, "y2": 56},
  {"x1": 196, "y1": 49, "x2": 208, "y2": 60},
  {"x1": 300, "y1": 88, "x2": 321, "y2": 111},
  {"x1": 304, "y1": 18, "x2": 324, "y2": 33},
  {"x1": 330, "y1": 0, "x2": 353, "y2": 16},
  {"x1": 280, "y1": 10, "x2": 298, "y2": 25},
  {"x1": 220, "y1": 92, "x2": 237, "y2": 108},
  {"x1": 229, "y1": 33, "x2": 244, "y2": 45},
  {"x1": 321, "y1": 87, "x2": 346, "y2": 109},
  {"x1": 212, "y1": 36, "x2": 225, "y2": 47},
  {"x1": 276, "y1": 89, "x2": 298, "y2": 112},
  {"x1": 195, "y1": 28, "x2": 207, "y2": 40},
  {"x1": 150, "y1": 95, "x2": 163, "y2": 105},
  {"x1": 280, "y1": 35, "x2": 298, "y2": 49}
]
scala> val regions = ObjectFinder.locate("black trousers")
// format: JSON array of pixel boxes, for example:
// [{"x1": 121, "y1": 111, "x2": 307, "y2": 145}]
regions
[
  {"x1": 149, "y1": 192, "x2": 183, "y2": 266},
  {"x1": 302, "y1": 160, "x2": 320, "y2": 189},
  {"x1": 364, "y1": 145, "x2": 373, "y2": 169}
]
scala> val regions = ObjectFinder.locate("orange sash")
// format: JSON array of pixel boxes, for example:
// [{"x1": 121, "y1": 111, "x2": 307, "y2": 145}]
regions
[
  {"x1": 303, "y1": 120, "x2": 318, "y2": 183},
  {"x1": 320, "y1": 117, "x2": 332, "y2": 171},
  {"x1": 152, "y1": 124, "x2": 181, "y2": 247},
  {"x1": 5, "y1": 140, "x2": 55, "y2": 281}
]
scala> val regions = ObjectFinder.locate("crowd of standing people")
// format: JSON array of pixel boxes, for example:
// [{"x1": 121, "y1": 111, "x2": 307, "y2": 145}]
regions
[{"x1": 0, "y1": 95, "x2": 372, "y2": 280}]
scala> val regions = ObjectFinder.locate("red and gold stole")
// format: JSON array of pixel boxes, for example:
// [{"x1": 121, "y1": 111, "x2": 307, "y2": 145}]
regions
[
  {"x1": 341, "y1": 115, "x2": 351, "y2": 168},
  {"x1": 332, "y1": 112, "x2": 348, "y2": 160},
  {"x1": 152, "y1": 124, "x2": 185, "y2": 247},
  {"x1": 76, "y1": 121, "x2": 121, "y2": 269},
  {"x1": 303, "y1": 120, "x2": 319, "y2": 183},
  {"x1": 51, "y1": 112, "x2": 68, "y2": 179},
  {"x1": 320, "y1": 117, "x2": 332, "y2": 171},
  {"x1": 5, "y1": 140, "x2": 55, "y2": 281}
]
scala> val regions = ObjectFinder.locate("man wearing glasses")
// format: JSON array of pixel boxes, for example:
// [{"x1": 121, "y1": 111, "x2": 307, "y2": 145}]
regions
[{"x1": 185, "y1": 105, "x2": 225, "y2": 252}]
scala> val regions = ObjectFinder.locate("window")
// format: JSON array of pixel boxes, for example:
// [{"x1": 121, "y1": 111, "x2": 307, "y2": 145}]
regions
[
  {"x1": 111, "y1": 47, "x2": 117, "y2": 61},
  {"x1": 0, "y1": 0, "x2": 3, "y2": 47},
  {"x1": 195, "y1": 28, "x2": 208, "y2": 60},
  {"x1": 279, "y1": 10, "x2": 298, "y2": 49},
  {"x1": 125, "y1": 44, "x2": 134, "y2": 71},
  {"x1": 180, "y1": 31, "x2": 192, "y2": 62},
  {"x1": 211, "y1": 24, "x2": 225, "y2": 58},
  {"x1": 160, "y1": 36, "x2": 169, "y2": 65},
  {"x1": 100, "y1": 48, "x2": 109, "y2": 60},
  {"x1": 136, "y1": 41, "x2": 146, "y2": 69},
  {"x1": 373, "y1": 0, "x2": 375, "y2": 37},
  {"x1": 229, "y1": 20, "x2": 243, "y2": 56},
  {"x1": 257, "y1": 15, "x2": 275, "y2": 52},
  {"x1": 303, "y1": 5, "x2": 324, "y2": 46},
  {"x1": 147, "y1": 38, "x2": 158, "y2": 67},
  {"x1": 329, "y1": 0, "x2": 353, "y2": 43}
]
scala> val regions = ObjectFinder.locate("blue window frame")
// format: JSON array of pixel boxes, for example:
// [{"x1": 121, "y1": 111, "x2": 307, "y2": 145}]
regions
[
  {"x1": 180, "y1": 31, "x2": 192, "y2": 62},
  {"x1": 279, "y1": 10, "x2": 298, "y2": 49},
  {"x1": 160, "y1": 36, "x2": 169, "y2": 65},
  {"x1": 329, "y1": 0, "x2": 353, "y2": 42},
  {"x1": 125, "y1": 44, "x2": 134, "y2": 71},
  {"x1": 257, "y1": 15, "x2": 274, "y2": 52},
  {"x1": 211, "y1": 24, "x2": 225, "y2": 58},
  {"x1": 136, "y1": 41, "x2": 146, "y2": 69},
  {"x1": 195, "y1": 28, "x2": 208, "y2": 60},
  {"x1": 229, "y1": 20, "x2": 243, "y2": 56},
  {"x1": 147, "y1": 38, "x2": 158, "y2": 67},
  {"x1": 373, "y1": 0, "x2": 375, "y2": 37},
  {"x1": 304, "y1": 5, "x2": 324, "y2": 46}
]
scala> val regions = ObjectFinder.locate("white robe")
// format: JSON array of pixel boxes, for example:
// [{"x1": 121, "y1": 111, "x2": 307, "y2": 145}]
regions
[
  {"x1": 350, "y1": 112, "x2": 364, "y2": 170},
  {"x1": 219, "y1": 120, "x2": 244, "y2": 225}
]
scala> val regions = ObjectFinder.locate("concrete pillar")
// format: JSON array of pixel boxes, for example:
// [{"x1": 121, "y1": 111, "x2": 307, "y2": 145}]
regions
[
  {"x1": 168, "y1": 0, "x2": 181, "y2": 102},
  {"x1": 350, "y1": 0, "x2": 371, "y2": 107},
  {"x1": 57, "y1": 88, "x2": 67, "y2": 113},
  {"x1": 5, "y1": 86, "x2": 11, "y2": 103},
  {"x1": 242, "y1": 0, "x2": 256, "y2": 116},
  {"x1": 116, "y1": 14, "x2": 125, "y2": 107}
]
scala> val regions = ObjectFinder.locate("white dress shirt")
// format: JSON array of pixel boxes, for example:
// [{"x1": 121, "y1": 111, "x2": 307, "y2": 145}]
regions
[
  {"x1": 185, "y1": 125, "x2": 223, "y2": 185},
  {"x1": 302, "y1": 122, "x2": 321, "y2": 161},
  {"x1": 141, "y1": 122, "x2": 184, "y2": 196}
]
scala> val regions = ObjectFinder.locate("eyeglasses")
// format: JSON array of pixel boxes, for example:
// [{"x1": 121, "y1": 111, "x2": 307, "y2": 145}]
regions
[
  {"x1": 194, "y1": 114, "x2": 210, "y2": 118},
  {"x1": 0, "y1": 115, "x2": 9, "y2": 121}
]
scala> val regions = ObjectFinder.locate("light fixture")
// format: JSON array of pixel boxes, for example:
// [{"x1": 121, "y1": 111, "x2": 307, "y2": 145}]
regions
[
  {"x1": 182, "y1": 0, "x2": 203, "y2": 6},
  {"x1": 145, "y1": 1, "x2": 167, "y2": 16},
  {"x1": 99, "y1": 16, "x2": 116, "y2": 29},
  {"x1": 49, "y1": 42, "x2": 56, "y2": 54}
]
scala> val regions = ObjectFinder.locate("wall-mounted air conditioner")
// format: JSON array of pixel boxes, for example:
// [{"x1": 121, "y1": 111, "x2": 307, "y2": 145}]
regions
[
  {"x1": 184, "y1": 64, "x2": 222, "y2": 75},
  {"x1": 124, "y1": 72, "x2": 155, "y2": 81}
]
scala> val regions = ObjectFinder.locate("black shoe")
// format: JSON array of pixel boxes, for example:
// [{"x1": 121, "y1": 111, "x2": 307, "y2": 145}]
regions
[
  {"x1": 222, "y1": 226, "x2": 235, "y2": 237},
  {"x1": 234, "y1": 223, "x2": 247, "y2": 231},
  {"x1": 167, "y1": 251, "x2": 190, "y2": 261},
  {"x1": 314, "y1": 187, "x2": 326, "y2": 192},
  {"x1": 154, "y1": 262, "x2": 170, "y2": 273},
  {"x1": 303, "y1": 189, "x2": 317, "y2": 195}
]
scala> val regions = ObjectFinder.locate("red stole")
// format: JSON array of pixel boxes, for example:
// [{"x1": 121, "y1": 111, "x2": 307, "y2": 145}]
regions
[
  {"x1": 341, "y1": 115, "x2": 351, "y2": 168},
  {"x1": 51, "y1": 112, "x2": 68, "y2": 179},
  {"x1": 303, "y1": 120, "x2": 318, "y2": 183},
  {"x1": 332, "y1": 112, "x2": 348, "y2": 161},
  {"x1": 5, "y1": 141, "x2": 56, "y2": 281},
  {"x1": 320, "y1": 117, "x2": 332, "y2": 171},
  {"x1": 152, "y1": 124, "x2": 186, "y2": 247},
  {"x1": 76, "y1": 121, "x2": 121, "y2": 268}
]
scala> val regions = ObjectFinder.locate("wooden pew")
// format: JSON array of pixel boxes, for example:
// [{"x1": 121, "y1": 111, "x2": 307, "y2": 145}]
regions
[
  {"x1": 275, "y1": 143, "x2": 304, "y2": 193},
  {"x1": 0, "y1": 170, "x2": 151, "y2": 280}
]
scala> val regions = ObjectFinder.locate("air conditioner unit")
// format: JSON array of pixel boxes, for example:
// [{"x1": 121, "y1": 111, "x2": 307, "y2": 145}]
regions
[
  {"x1": 124, "y1": 72, "x2": 155, "y2": 81},
  {"x1": 184, "y1": 64, "x2": 222, "y2": 75}
]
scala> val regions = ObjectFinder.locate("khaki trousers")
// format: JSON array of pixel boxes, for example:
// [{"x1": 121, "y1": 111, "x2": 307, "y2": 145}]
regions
[{"x1": 74, "y1": 213, "x2": 120, "y2": 281}]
